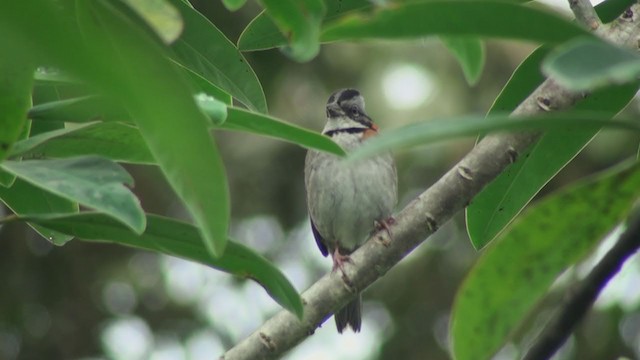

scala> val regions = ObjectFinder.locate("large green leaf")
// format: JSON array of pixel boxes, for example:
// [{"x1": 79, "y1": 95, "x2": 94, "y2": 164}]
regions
[
  {"x1": 451, "y1": 160, "x2": 640, "y2": 360},
  {"x1": 27, "y1": 97, "x2": 344, "y2": 156},
  {"x1": 0, "y1": 46, "x2": 33, "y2": 161},
  {"x1": 466, "y1": 44, "x2": 639, "y2": 249},
  {"x1": 168, "y1": 0, "x2": 267, "y2": 112},
  {"x1": 29, "y1": 94, "x2": 227, "y2": 125},
  {"x1": 27, "y1": 213, "x2": 304, "y2": 318},
  {"x1": 0, "y1": 178, "x2": 78, "y2": 245},
  {"x1": 543, "y1": 37, "x2": 640, "y2": 91},
  {"x1": 259, "y1": 0, "x2": 326, "y2": 61},
  {"x1": 10, "y1": 122, "x2": 155, "y2": 164},
  {"x1": 172, "y1": 59, "x2": 233, "y2": 106},
  {"x1": 28, "y1": 96, "x2": 128, "y2": 123},
  {"x1": 73, "y1": 0, "x2": 230, "y2": 256},
  {"x1": 596, "y1": 0, "x2": 636, "y2": 22},
  {"x1": 487, "y1": 46, "x2": 549, "y2": 114},
  {"x1": 235, "y1": 0, "x2": 412, "y2": 51},
  {"x1": 121, "y1": 0, "x2": 183, "y2": 44},
  {"x1": 440, "y1": 37, "x2": 485, "y2": 86},
  {"x1": 1, "y1": 156, "x2": 145, "y2": 234},
  {"x1": 2, "y1": 0, "x2": 230, "y2": 255},
  {"x1": 220, "y1": 108, "x2": 345, "y2": 155},
  {"x1": 347, "y1": 114, "x2": 640, "y2": 161},
  {"x1": 321, "y1": 1, "x2": 590, "y2": 43}
]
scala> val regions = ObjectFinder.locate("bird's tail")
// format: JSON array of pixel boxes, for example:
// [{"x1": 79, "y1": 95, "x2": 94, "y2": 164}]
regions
[{"x1": 335, "y1": 294, "x2": 362, "y2": 333}]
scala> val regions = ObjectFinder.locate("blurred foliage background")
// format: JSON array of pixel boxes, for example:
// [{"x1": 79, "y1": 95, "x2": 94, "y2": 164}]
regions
[{"x1": 2, "y1": 1, "x2": 640, "y2": 359}]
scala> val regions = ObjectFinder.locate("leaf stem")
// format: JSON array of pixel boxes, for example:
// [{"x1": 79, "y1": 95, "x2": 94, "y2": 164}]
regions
[{"x1": 0, "y1": 213, "x2": 20, "y2": 224}]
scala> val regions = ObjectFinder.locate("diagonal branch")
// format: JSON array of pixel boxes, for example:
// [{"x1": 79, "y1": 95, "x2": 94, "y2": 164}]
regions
[
  {"x1": 522, "y1": 210, "x2": 640, "y2": 360},
  {"x1": 569, "y1": 0, "x2": 603, "y2": 31},
  {"x1": 221, "y1": 4, "x2": 640, "y2": 359}
]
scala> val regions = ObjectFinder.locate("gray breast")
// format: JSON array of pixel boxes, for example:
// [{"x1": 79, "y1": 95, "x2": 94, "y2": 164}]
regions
[{"x1": 305, "y1": 133, "x2": 397, "y2": 252}]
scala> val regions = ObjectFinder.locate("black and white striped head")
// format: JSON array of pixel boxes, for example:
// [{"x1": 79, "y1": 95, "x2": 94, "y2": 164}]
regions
[{"x1": 324, "y1": 89, "x2": 376, "y2": 135}]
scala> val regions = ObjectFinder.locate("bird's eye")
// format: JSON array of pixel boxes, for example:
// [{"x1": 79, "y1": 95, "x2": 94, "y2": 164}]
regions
[{"x1": 350, "y1": 107, "x2": 359, "y2": 116}]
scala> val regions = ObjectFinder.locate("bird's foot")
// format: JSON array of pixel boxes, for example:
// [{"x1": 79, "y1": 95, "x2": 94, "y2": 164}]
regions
[
  {"x1": 331, "y1": 248, "x2": 353, "y2": 277},
  {"x1": 374, "y1": 216, "x2": 396, "y2": 247}
]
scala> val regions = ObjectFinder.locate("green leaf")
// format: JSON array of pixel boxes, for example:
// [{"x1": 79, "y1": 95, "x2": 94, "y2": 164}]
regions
[
  {"x1": 168, "y1": 0, "x2": 267, "y2": 113},
  {"x1": 33, "y1": 68, "x2": 81, "y2": 85},
  {"x1": 347, "y1": 113, "x2": 640, "y2": 161},
  {"x1": 222, "y1": 0, "x2": 247, "y2": 11},
  {"x1": 121, "y1": 0, "x2": 183, "y2": 44},
  {"x1": 451, "y1": 160, "x2": 640, "y2": 360},
  {"x1": 466, "y1": 45, "x2": 639, "y2": 249},
  {"x1": 28, "y1": 213, "x2": 304, "y2": 318},
  {"x1": 0, "y1": 48, "x2": 33, "y2": 161},
  {"x1": 321, "y1": 1, "x2": 590, "y2": 43},
  {"x1": 259, "y1": 0, "x2": 326, "y2": 61},
  {"x1": 27, "y1": 97, "x2": 343, "y2": 156},
  {"x1": 595, "y1": 0, "x2": 636, "y2": 22},
  {"x1": 0, "y1": 177, "x2": 78, "y2": 245},
  {"x1": 28, "y1": 96, "x2": 130, "y2": 123},
  {"x1": 440, "y1": 37, "x2": 485, "y2": 85},
  {"x1": 172, "y1": 59, "x2": 233, "y2": 106},
  {"x1": 196, "y1": 94, "x2": 228, "y2": 125},
  {"x1": 487, "y1": 46, "x2": 549, "y2": 114},
  {"x1": 543, "y1": 37, "x2": 640, "y2": 91},
  {"x1": 1, "y1": 156, "x2": 145, "y2": 234},
  {"x1": 73, "y1": 0, "x2": 230, "y2": 256},
  {"x1": 0, "y1": 102, "x2": 33, "y2": 187},
  {"x1": 10, "y1": 122, "x2": 155, "y2": 164},
  {"x1": 238, "y1": 0, "x2": 377, "y2": 51},
  {"x1": 221, "y1": 107, "x2": 345, "y2": 156}
]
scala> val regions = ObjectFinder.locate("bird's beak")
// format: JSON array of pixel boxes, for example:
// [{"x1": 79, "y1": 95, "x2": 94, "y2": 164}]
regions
[{"x1": 326, "y1": 103, "x2": 342, "y2": 118}]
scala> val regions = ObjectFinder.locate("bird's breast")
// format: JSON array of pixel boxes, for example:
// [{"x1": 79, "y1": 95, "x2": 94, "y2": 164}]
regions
[{"x1": 305, "y1": 133, "x2": 397, "y2": 252}]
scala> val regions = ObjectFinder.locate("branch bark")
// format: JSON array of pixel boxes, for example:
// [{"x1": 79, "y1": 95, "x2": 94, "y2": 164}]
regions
[
  {"x1": 522, "y1": 211, "x2": 640, "y2": 360},
  {"x1": 222, "y1": 4, "x2": 640, "y2": 359},
  {"x1": 569, "y1": 0, "x2": 602, "y2": 31}
]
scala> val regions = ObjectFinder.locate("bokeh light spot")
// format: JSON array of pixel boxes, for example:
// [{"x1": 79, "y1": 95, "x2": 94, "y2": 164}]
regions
[{"x1": 382, "y1": 64, "x2": 434, "y2": 110}]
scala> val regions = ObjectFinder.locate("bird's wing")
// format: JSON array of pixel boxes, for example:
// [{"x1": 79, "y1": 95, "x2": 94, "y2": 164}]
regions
[{"x1": 310, "y1": 218, "x2": 329, "y2": 257}]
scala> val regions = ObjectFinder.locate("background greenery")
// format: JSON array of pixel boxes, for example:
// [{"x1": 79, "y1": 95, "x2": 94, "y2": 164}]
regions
[{"x1": 1, "y1": 0, "x2": 640, "y2": 359}]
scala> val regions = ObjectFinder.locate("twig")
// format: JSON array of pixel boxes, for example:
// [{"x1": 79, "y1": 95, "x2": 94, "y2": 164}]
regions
[
  {"x1": 0, "y1": 213, "x2": 19, "y2": 225},
  {"x1": 569, "y1": 0, "x2": 603, "y2": 31},
  {"x1": 221, "y1": 4, "x2": 640, "y2": 360},
  {"x1": 522, "y1": 211, "x2": 640, "y2": 360}
]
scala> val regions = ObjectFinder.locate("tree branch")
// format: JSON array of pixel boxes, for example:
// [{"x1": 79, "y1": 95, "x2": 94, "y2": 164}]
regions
[
  {"x1": 522, "y1": 210, "x2": 640, "y2": 360},
  {"x1": 569, "y1": 0, "x2": 602, "y2": 31},
  {"x1": 221, "y1": 4, "x2": 640, "y2": 359}
]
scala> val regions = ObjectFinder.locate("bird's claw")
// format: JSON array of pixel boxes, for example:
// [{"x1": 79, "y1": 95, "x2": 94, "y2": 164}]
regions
[
  {"x1": 331, "y1": 248, "x2": 353, "y2": 277},
  {"x1": 374, "y1": 216, "x2": 395, "y2": 247}
]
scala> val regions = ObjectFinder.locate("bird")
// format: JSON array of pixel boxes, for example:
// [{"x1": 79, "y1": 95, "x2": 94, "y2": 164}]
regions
[{"x1": 304, "y1": 88, "x2": 398, "y2": 333}]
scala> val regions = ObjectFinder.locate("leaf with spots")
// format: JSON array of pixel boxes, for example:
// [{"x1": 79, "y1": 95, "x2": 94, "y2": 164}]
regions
[{"x1": 451, "y1": 160, "x2": 640, "y2": 360}]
